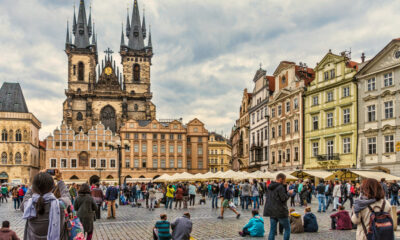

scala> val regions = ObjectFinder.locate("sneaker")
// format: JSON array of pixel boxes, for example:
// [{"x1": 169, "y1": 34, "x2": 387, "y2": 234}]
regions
[
  {"x1": 236, "y1": 214, "x2": 241, "y2": 219},
  {"x1": 217, "y1": 216, "x2": 223, "y2": 219},
  {"x1": 239, "y1": 231, "x2": 244, "y2": 236}
]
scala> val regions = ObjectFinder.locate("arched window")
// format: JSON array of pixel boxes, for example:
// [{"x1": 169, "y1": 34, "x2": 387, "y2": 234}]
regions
[
  {"x1": 78, "y1": 62, "x2": 84, "y2": 81},
  {"x1": 23, "y1": 130, "x2": 28, "y2": 141},
  {"x1": 15, "y1": 152, "x2": 21, "y2": 164},
  {"x1": 78, "y1": 126, "x2": 83, "y2": 132},
  {"x1": 133, "y1": 64, "x2": 140, "y2": 82},
  {"x1": 15, "y1": 130, "x2": 22, "y2": 142},
  {"x1": 1, "y1": 129, "x2": 7, "y2": 141},
  {"x1": 1, "y1": 152, "x2": 7, "y2": 164},
  {"x1": 76, "y1": 112, "x2": 83, "y2": 121},
  {"x1": 134, "y1": 104, "x2": 138, "y2": 111},
  {"x1": 9, "y1": 130, "x2": 13, "y2": 141},
  {"x1": 77, "y1": 88, "x2": 81, "y2": 94}
]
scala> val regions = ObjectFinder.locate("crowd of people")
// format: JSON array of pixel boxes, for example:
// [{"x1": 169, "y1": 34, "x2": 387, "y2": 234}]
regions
[{"x1": 0, "y1": 170, "x2": 399, "y2": 239}]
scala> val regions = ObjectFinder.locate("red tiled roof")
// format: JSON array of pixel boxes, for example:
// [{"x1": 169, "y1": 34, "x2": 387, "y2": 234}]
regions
[
  {"x1": 39, "y1": 140, "x2": 46, "y2": 149},
  {"x1": 346, "y1": 61, "x2": 359, "y2": 71},
  {"x1": 266, "y1": 76, "x2": 275, "y2": 91},
  {"x1": 295, "y1": 66, "x2": 315, "y2": 86}
]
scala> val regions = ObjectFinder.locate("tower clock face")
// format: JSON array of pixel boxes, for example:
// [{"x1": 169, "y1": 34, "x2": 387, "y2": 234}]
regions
[{"x1": 104, "y1": 67, "x2": 112, "y2": 75}]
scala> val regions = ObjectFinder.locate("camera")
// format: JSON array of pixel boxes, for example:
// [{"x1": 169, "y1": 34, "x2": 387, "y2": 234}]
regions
[{"x1": 46, "y1": 169, "x2": 56, "y2": 176}]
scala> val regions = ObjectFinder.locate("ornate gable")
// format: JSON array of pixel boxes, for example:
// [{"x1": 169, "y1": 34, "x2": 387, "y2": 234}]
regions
[
  {"x1": 95, "y1": 54, "x2": 121, "y2": 91},
  {"x1": 315, "y1": 52, "x2": 343, "y2": 71}
]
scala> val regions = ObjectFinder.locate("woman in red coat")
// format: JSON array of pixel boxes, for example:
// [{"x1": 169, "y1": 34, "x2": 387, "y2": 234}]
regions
[
  {"x1": 330, "y1": 205, "x2": 352, "y2": 230},
  {"x1": 174, "y1": 185, "x2": 184, "y2": 209}
]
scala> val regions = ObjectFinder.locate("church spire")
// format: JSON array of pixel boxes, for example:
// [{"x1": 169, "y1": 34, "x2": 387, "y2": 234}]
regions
[
  {"x1": 66, "y1": 20, "x2": 70, "y2": 45},
  {"x1": 127, "y1": 0, "x2": 145, "y2": 50},
  {"x1": 74, "y1": 0, "x2": 91, "y2": 49},
  {"x1": 88, "y1": 4, "x2": 92, "y2": 37},
  {"x1": 142, "y1": 8, "x2": 146, "y2": 39},
  {"x1": 126, "y1": 7, "x2": 131, "y2": 37},
  {"x1": 147, "y1": 25, "x2": 152, "y2": 49},
  {"x1": 121, "y1": 23, "x2": 125, "y2": 46},
  {"x1": 92, "y1": 22, "x2": 96, "y2": 45},
  {"x1": 72, "y1": 5, "x2": 77, "y2": 35}
]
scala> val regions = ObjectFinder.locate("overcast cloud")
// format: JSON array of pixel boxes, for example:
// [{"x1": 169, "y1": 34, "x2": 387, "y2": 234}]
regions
[{"x1": 1, "y1": 0, "x2": 400, "y2": 139}]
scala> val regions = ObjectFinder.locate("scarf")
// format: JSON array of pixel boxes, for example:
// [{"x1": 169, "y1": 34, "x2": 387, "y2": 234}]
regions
[
  {"x1": 23, "y1": 192, "x2": 61, "y2": 240},
  {"x1": 353, "y1": 196, "x2": 376, "y2": 217}
]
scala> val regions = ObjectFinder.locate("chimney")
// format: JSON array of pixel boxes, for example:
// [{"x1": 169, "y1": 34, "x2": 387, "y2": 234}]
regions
[{"x1": 361, "y1": 52, "x2": 365, "y2": 63}]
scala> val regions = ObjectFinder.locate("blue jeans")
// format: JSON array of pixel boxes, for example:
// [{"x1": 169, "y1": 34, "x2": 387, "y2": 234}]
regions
[
  {"x1": 241, "y1": 196, "x2": 250, "y2": 209},
  {"x1": 13, "y1": 198, "x2": 20, "y2": 209},
  {"x1": 137, "y1": 190, "x2": 141, "y2": 199},
  {"x1": 268, "y1": 217, "x2": 290, "y2": 240},
  {"x1": 165, "y1": 197, "x2": 173, "y2": 209},
  {"x1": 317, "y1": 194, "x2": 325, "y2": 212},
  {"x1": 325, "y1": 195, "x2": 332, "y2": 209},
  {"x1": 252, "y1": 196, "x2": 259, "y2": 209},
  {"x1": 234, "y1": 197, "x2": 239, "y2": 206},
  {"x1": 212, "y1": 194, "x2": 218, "y2": 208},
  {"x1": 391, "y1": 194, "x2": 399, "y2": 206}
]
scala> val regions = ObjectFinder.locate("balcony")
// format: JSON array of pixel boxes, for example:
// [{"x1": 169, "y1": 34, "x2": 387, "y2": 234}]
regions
[{"x1": 317, "y1": 154, "x2": 340, "y2": 161}]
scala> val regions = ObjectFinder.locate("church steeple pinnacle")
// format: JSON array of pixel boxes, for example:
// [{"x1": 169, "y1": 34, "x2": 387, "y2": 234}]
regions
[
  {"x1": 92, "y1": 22, "x2": 96, "y2": 45},
  {"x1": 126, "y1": 7, "x2": 131, "y2": 37},
  {"x1": 66, "y1": 20, "x2": 70, "y2": 45},
  {"x1": 142, "y1": 8, "x2": 146, "y2": 39},
  {"x1": 121, "y1": 23, "x2": 125, "y2": 46},
  {"x1": 88, "y1": 4, "x2": 92, "y2": 37},
  {"x1": 127, "y1": 0, "x2": 145, "y2": 50},
  {"x1": 148, "y1": 25, "x2": 152, "y2": 49},
  {"x1": 73, "y1": 0, "x2": 91, "y2": 49},
  {"x1": 72, "y1": 5, "x2": 77, "y2": 35}
]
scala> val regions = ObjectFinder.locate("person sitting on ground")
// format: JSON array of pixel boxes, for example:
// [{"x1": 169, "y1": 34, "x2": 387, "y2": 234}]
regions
[
  {"x1": 0, "y1": 221, "x2": 20, "y2": 240},
  {"x1": 289, "y1": 208, "x2": 304, "y2": 233},
  {"x1": 330, "y1": 205, "x2": 352, "y2": 230},
  {"x1": 303, "y1": 207, "x2": 318, "y2": 232},
  {"x1": 239, "y1": 210, "x2": 265, "y2": 237},
  {"x1": 171, "y1": 212, "x2": 192, "y2": 240},
  {"x1": 154, "y1": 213, "x2": 172, "y2": 240}
]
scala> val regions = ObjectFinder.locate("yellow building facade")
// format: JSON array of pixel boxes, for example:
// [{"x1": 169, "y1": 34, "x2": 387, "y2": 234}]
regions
[
  {"x1": 208, "y1": 132, "x2": 232, "y2": 172},
  {"x1": 304, "y1": 51, "x2": 358, "y2": 169}
]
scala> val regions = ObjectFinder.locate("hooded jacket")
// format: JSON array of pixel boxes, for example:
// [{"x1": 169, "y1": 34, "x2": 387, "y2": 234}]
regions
[
  {"x1": 74, "y1": 193, "x2": 98, "y2": 233},
  {"x1": 330, "y1": 210, "x2": 352, "y2": 230},
  {"x1": 303, "y1": 212, "x2": 318, "y2": 232},
  {"x1": 243, "y1": 214, "x2": 265, "y2": 237},
  {"x1": 263, "y1": 182, "x2": 289, "y2": 218},
  {"x1": 289, "y1": 212, "x2": 304, "y2": 233}
]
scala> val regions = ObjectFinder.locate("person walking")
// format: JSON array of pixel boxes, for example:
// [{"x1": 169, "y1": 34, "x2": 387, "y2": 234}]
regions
[
  {"x1": 332, "y1": 180, "x2": 341, "y2": 211},
  {"x1": 218, "y1": 182, "x2": 241, "y2": 219},
  {"x1": 0, "y1": 221, "x2": 20, "y2": 240},
  {"x1": 91, "y1": 183, "x2": 104, "y2": 220},
  {"x1": 325, "y1": 181, "x2": 333, "y2": 210},
  {"x1": 74, "y1": 184, "x2": 98, "y2": 240},
  {"x1": 316, "y1": 180, "x2": 326, "y2": 213},
  {"x1": 148, "y1": 184, "x2": 157, "y2": 211},
  {"x1": 263, "y1": 173, "x2": 293, "y2": 240},
  {"x1": 165, "y1": 185, "x2": 175, "y2": 209},
  {"x1": 188, "y1": 183, "x2": 196, "y2": 207},
  {"x1": 174, "y1": 185, "x2": 184, "y2": 210},
  {"x1": 252, "y1": 180, "x2": 260, "y2": 209},
  {"x1": 171, "y1": 212, "x2": 192, "y2": 240},
  {"x1": 380, "y1": 178, "x2": 388, "y2": 200},
  {"x1": 241, "y1": 180, "x2": 251, "y2": 210},
  {"x1": 1, "y1": 184, "x2": 8, "y2": 203},
  {"x1": 389, "y1": 180, "x2": 400, "y2": 206},
  {"x1": 21, "y1": 170, "x2": 70, "y2": 240},
  {"x1": 11, "y1": 187, "x2": 20, "y2": 210},
  {"x1": 211, "y1": 183, "x2": 219, "y2": 209},
  {"x1": 182, "y1": 184, "x2": 189, "y2": 209},
  {"x1": 105, "y1": 183, "x2": 119, "y2": 219},
  {"x1": 288, "y1": 182, "x2": 296, "y2": 207}
]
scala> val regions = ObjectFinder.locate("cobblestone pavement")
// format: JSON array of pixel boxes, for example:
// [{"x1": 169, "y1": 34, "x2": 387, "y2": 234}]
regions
[{"x1": 0, "y1": 195, "x2": 363, "y2": 240}]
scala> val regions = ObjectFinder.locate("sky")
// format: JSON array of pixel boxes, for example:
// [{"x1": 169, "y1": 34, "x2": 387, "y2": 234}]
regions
[{"x1": 1, "y1": 0, "x2": 400, "y2": 140}]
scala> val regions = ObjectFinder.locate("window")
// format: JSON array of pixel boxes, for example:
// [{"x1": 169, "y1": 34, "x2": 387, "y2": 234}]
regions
[
  {"x1": 76, "y1": 112, "x2": 83, "y2": 121},
  {"x1": 252, "y1": 133, "x2": 255, "y2": 145},
  {"x1": 367, "y1": 78, "x2": 376, "y2": 91},
  {"x1": 271, "y1": 152, "x2": 275, "y2": 164},
  {"x1": 15, "y1": 130, "x2": 22, "y2": 142},
  {"x1": 198, "y1": 159, "x2": 203, "y2": 169},
  {"x1": 90, "y1": 159, "x2": 96, "y2": 168},
  {"x1": 134, "y1": 144, "x2": 139, "y2": 153},
  {"x1": 142, "y1": 158, "x2": 146, "y2": 168},
  {"x1": 384, "y1": 73, "x2": 393, "y2": 87},
  {"x1": 286, "y1": 101, "x2": 290, "y2": 112},
  {"x1": 313, "y1": 96, "x2": 318, "y2": 105},
  {"x1": 178, "y1": 134, "x2": 182, "y2": 140},
  {"x1": 134, "y1": 159, "x2": 139, "y2": 168},
  {"x1": 78, "y1": 62, "x2": 84, "y2": 81},
  {"x1": 152, "y1": 144, "x2": 158, "y2": 153},
  {"x1": 169, "y1": 145, "x2": 174, "y2": 153},
  {"x1": 327, "y1": 140, "x2": 334, "y2": 156},
  {"x1": 271, "y1": 128, "x2": 275, "y2": 138},
  {"x1": 278, "y1": 105, "x2": 282, "y2": 116},
  {"x1": 169, "y1": 134, "x2": 174, "y2": 140},
  {"x1": 169, "y1": 159, "x2": 175, "y2": 168},
  {"x1": 278, "y1": 125, "x2": 282, "y2": 137},
  {"x1": 312, "y1": 142, "x2": 319, "y2": 157},
  {"x1": 101, "y1": 159, "x2": 106, "y2": 168},
  {"x1": 384, "y1": 101, "x2": 393, "y2": 119},
  {"x1": 343, "y1": 108, "x2": 350, "y2": 124},
  {"x1": 153, "y1": 159, "x2": 158, "y2": 168},
  {"x1": 294, "y1": 98, "x2": 298, "y2": 109},
  {"x1": 286, "y1": 149, "x2": 291, "y2": 162},
  {"x1": 125, "y1": 159, "x2": 130, "y2": 168},
  {"x1": 110, "y1": 159, "x2": 116, "y2": 168},
  {"x1": 50, "y1": 159, "x2": 57, "y2": 168},
  {"x1": 161, "y1": 145, "x2": 166, "y2": 153},
  {"x1": 71, "y1": 159, "x2": 77, "y2": 168},
  {"x1": 271, "y1": 108, "x2": 275, "y2": 117},
  {"x1": 1, "y1": 129, "x2": 7, "y2": 141},
  {"x1": 327, "y1": 92, "x2": 333, "y2": 102},
  {"x1": 153, "y1": 133, "x2": 157, "y2": 139},
  {"x1": 1, "y1": 152, "x2": 6, "y2": 164},
  {"x1": 367, "y1": 105, "x2": 376, "y2": 122},
  {"x1": 278, "y1": 150, "x2": 282, "y2": 163},
  {"x1": 142, "y1": 144, "x2": 147, "y2": 152},
  {"x1": 142, "y1": 133, "x2": 147, "y2": 139},
  {"x1": 282, "y1": 76, "x2": 286, "y2": 84},
  {"x1": 161, "y1": 159, "x2": 166, "y2": 168},
  {"x1": 178, "y1": 145, "x2": 182, "y2": 153},
  {"x1": 330, "y1": 69, "x2": 335, "y2": 79},
  {"x1": 161, "y1": 134, "x2": 165, "y2": 140},
  {"x1": 343, "y1": 86, "x2": 350, "y2": 97},
  {"x1": 187, "y1": 147, "x2": 191, "y2": 155},
  {"x1": 294, "y1": 147, "x2": 299, "y2": 161},
  {"x1": 177, "y1": 159, "x2": 182, "y2": 168},
  {"x1": 198, "y1": 137, "x2": 202, "y2": 143},
  {"x1": 368, "y1": 137, "x2": 377, "y2": 154},
  {"x1": 198, "y1": 146, "x2": 203, "y2": 154},
  {"x1": 343, "y1": 138, "x2": 351, "y2": 154},
  {"x1": 220, "y1": 158, "x2": 224, "y2": 164},
  {"x1": 286, "y1": 121, "x2": 291, "y2": 134},
  {"x1": 134, "y1": 133, "x2": 139, "y2": 139},
  {"x1": 252, "y1": 113, "x2": 255, "y2": 124},
  {"x1": 133, "y1": 64, "x2": 140, "y2": 82},
  {"x1": 61, "y1": 159, "x2": 67, "y2": 168},
  {"x1": 324, "y1": 71, "x2": 329, "y2": 80},
  {"x1": 264, "y1": 127, "x2": 268, "y2": 140},
  {"x1": 327, "y1": 113, "x2": 333, "y2": 127},
  {"x1": 294, "y1": 119, "x2": 299, "y2": 132},
  {"x1": 312, "y1": 116, "x2": 318, "y2": 130},
  {"x1": 385, "y1": 135, "x2": 394, "y2": 153},
  {"x1": 15, "y1": 152, "x2": 21, "y2": 164}
]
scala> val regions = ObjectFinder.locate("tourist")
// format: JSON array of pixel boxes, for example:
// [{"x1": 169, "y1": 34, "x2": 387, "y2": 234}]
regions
[
  {"x1": 241, "y1": 179, "x2": 251, "y2": 210},
  {"x1": 69, "y1": 183, "x2": 77, "y2": 205},
  {"x1": 11, "y1": 187, "x2": 20, "y2": 210},
  {"x1": 188, "y1": 183, "x2": 196, "y2": 207},
  {"x1": 325, "y1": 180, "x2": 333, "y2": 210},
  {"x1": 105, "y1": 183, "x2": 118, "y2": 219},
  {"x1": 218, "y1": 182, "x2": 240, "y2": 219},
  {"x1": 263, "y1": 173, "x2": 293, "y2": 240},
  {"x1": 1, "y1": 184, "x2": 7, "y2": 203},
  {"x1": 74, "y1": 183, "x2": 97, "y2": 240},
  {"x1": 352, "y1": 178, "x2": 393, "y2": 240},
  {"x1": 130, "y1": 183, "x2": 137, "y2": 205},
  {"x1": 148, "y1": 184, "x2": 157, "y2": 211},
  {"x1": 288, "y1": 181, "x2": 296, "y2": 207},
  {"x1": 340, "y1": 180, "x2": 349, "y2": 206},
  {"x1": 252, "y1": 179, "x2": 260, "y2": 209},
  {"x1": 154, "y1": 213, "x2": 172, "y2": 240},
  {"x1": 21, "y1": 170, "x2": 70, "y2": 239},
  {"x1": 233, "y1": 184, "x2": 240, "y2": 206},
  {"x1": 239, "y1": 209, "x2": 264, "y2": 237},
  {"x1": 165, "y1": 185, "x2": 175, "y2": 209},
  {"x1": 171, "y1": 212, "x2": 192, "y2": 240},
  {"x1": 381, "y1": 178, "x2": 388, "y2": 199},
  {"x1": 332, "y1": 180, "x2": 341, "y2": 211},
  {"x1": 174, "y1": 185, "x2": 184, "y2": 210},
  {"x1": 91, "y1": 183, "x2": 104, "y2": 219},
  {"x1": 289, "y1": 208, "x2": 303, "y2": 233},
  {"x1": 303, "y1": 207, "x2": 318, "y2": 232},
  {"x1": 211, "y1": 182, "x2": 219, "y2": 209},
  {"x1": 182, "y1": 183, "x2": 189, "y2": 209},
  {"x1": 316, "y1": 180, "x2": 326, "y2": 212},
  {"x1": 330, "y1": 205, "x2": 352, "y2": 230},
  {"x1": 390, "y1": 180, "x2": 400, "y2": 206},
  {"x1": 0, "y1": 221, "x2": 20, "y2": 240},
  {"x1": 300, "y1": 180, "x2": 309, "y2": 207}
]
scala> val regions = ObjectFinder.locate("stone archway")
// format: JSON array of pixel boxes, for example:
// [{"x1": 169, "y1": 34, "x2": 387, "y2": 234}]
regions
[
  {"x1": 89, "y1": 175, "x2": 100, "y2": 185},
  {"x1": 100, "y1": 105, "x2": 116, "y2": 133},
  {"x1": 0, "y1": 172, "x2": 8, "y2": 184},
  {"x1": 153, "y1": 175, "x2": 160, "y2": 180}
]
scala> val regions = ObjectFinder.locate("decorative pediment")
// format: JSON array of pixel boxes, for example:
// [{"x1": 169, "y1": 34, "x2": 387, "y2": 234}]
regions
[
  {"x1": 363, "y1": 128, "x2": 379, "y2": 136},
  {"x1": 315, "y1": 52, "x2": 344, "y2": 71},
  {"x1": 273, "y1": 61, "x2": 295, "y2": 76},
  {"x1": 381, "y1": 90, "x2": 396, "y2": 98},
  {"x1": 382, "y1": 124, "x2": 396, "y2": 132},
  {"x1": 273, "y1": 89, "x2": 290, "y2": 101},
  {"x1": 363, "y1": 94, "x2": 379, "y2": 101},
  {"x1": 95, "y1": 52, "x2": 122, "y2": 91}
]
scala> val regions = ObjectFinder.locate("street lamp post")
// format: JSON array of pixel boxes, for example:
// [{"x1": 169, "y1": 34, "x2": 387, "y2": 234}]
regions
[{"x1": 108, "y1": 139, "x2": 130, "y2": 204}]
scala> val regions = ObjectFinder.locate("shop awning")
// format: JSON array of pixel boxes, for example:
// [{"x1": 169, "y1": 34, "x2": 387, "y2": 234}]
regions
[
  {"x1": 350, "y1": 170, "x2": 400, "y2": 181},
  {"x1": 301, "y1": 170, "x2": 335, "y2": 180}
]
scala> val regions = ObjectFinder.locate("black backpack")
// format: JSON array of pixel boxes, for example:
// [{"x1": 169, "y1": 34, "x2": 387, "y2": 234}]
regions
[{"x1": 361, "y1": 201, "x2": 394, "y2": 240}]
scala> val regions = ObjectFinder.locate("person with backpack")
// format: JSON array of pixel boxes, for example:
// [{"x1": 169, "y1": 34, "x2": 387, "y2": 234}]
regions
[
  {"x1": 91, "y1": 183, "x2": 104, "y2": 219},
  {"x1": 21, "y1": 169, "x2": 71, "y2": 240},
  {"x1": 105, "y1": 183, "x2": 119, "y2": 219},
  {"x1": 332, "y1": 180, "x2": 341, "y2": 211},
  {"x1": 389, "y1": 181, "x2": 400, "y2": 206},
  {"x1": 325, "y1": 181, "x2": 333, "y2": 210},
  {"x1": 251, "y1": 180, "x2": 260, "y2": 209},
  {"x1": 74, "y1": 184, "x2": 98, "y2": 240},
  {"x1": 211, "y1": 182, "x2": 219, "y2": 209},
  {"x1": 316, "y1": 180, "x2": 326, "y2": 212},
  {"x1": 351, "y1": 178, "x2": 394, "y2": 240},
  {"x1": 241, "y1": 180, "x2": 251, "y2": 210}
]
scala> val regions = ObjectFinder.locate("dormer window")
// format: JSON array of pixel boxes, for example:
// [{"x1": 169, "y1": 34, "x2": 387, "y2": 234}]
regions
[{"x1": 282, "y1": 76, "x2": 286, "y2": 84}]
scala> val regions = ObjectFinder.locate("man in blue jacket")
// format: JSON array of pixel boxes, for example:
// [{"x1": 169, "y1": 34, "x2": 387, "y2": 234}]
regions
[
  {"x1": 105, "y1": 183, "x2": 119, "y2": 219},
  {"x1": 239, "y1": 210, "x2": 265, "y2": 237}
]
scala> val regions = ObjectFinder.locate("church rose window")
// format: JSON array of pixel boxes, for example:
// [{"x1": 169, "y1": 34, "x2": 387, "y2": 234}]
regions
[
  {"x1": 133, "y1": 64, "x2": 140, "y2": 82},
  {"x1": 78, "y1": 62, "x2": 84, "y2": 81}
]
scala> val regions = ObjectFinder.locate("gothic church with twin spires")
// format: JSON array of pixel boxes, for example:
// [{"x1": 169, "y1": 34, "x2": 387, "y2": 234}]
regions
[{"x1": 63, "y1": 0, "x2": 155, "y2": 134}]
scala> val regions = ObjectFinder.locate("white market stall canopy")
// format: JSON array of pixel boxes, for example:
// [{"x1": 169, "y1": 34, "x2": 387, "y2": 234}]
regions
[
  {"x1": 350, "y1": 170, "x2": 400, "y2": 181},
  {"x1": 270, "y1": 171, "x2": 298, "y2": 181},
  {"x1": 294, "y1": 170, "x2": 335, "y2": 180},
  {"x1": 125, "y1": 178, "x2": 153, "y2": 183}
]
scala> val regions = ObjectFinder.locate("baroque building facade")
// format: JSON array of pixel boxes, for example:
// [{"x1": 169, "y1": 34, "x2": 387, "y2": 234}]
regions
[
  {"x1": 249, "y1": 68, "x2": 274, "y2": 172},
  {"x1": 304, "y1": 51, "x2": 358, "y2": 169},
  {"x1": 0, "y1": 83, "x2": 41, "y2": 184},
  {"x1": 356, "y1": 39, "x2": 400, "y2": 175},
  {"x1": 208, "y1": 132, "x2": 232, "y2": 172},
  {"x1": 268, "y1": 61, "x2": 314, "y2": 171}
]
